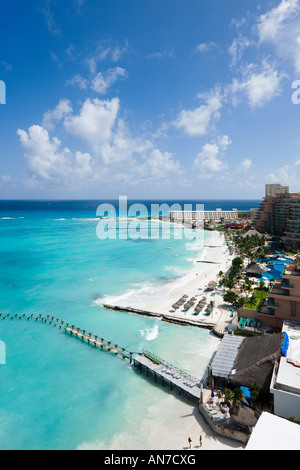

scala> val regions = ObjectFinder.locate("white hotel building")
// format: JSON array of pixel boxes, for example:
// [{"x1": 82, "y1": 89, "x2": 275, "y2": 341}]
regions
[{"x1": 169, "y1": 208, "x2": 239, "y2": 222}]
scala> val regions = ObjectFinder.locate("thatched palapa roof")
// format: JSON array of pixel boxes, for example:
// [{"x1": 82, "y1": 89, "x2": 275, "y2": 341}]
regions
[
  {"x1": 245, "y1": 262, "x2": 266, "y2": 274},
  {"x1": 229, "y1": 333, "x2": 284, "y2": 394},
  {"x1": 230, "y1": 407, "x2": 258, "y2": 429},
  {"x1": 242, "y1": 229, "x2": 264, "y2": 238}
]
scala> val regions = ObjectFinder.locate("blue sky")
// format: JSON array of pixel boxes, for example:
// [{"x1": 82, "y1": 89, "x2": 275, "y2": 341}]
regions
[{"x1": 1, "y1": 0, "x2": 300, "y2": 200}]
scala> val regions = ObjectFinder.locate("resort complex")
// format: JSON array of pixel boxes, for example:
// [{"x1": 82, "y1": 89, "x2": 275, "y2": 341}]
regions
[
  {"x1": 108, "y1": 183, "x2": 300, "y2": 449},
  {"x1": 169, "y1": 208, "x2": 250, "y2": 224}
]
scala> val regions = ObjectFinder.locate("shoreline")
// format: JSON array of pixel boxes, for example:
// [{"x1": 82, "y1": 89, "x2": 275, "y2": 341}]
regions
[
  {"x1": 98, "y1": 227, "x2": 243, "y2": 450},
  {"x1": 100, "y1": 229, "x2": 236, "y2": 335}
]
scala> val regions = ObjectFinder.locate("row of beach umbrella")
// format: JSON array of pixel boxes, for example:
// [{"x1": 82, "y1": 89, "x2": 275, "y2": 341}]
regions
[
  {"x1": 172, "y1": 295, "x2": 207, "y2": 312},
  {"x1": 194, "y1": 297, "x2": 207, "y2": 312},
  {"x1": 172, "y1": 294, "x2": 189, "y2": 310}
]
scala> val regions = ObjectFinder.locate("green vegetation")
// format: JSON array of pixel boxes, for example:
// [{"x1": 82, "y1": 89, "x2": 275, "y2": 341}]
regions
[
  {"x1": 234, "y1": 233, "x2": 269, "y2": 261},
  {"x1": 220, "y1": 387, "x2": 246, "y2": 409},
  {"x1": 243, "y1": 286, "x2": 268, "y2": 311},
  {"x1": 220, "y1": 257, "x2": 244, "y2": 289},
  {"x1": 220, "y1": 233, "x2": 274, "y2": 315},
  {"x1": 234, "y1": 329, "x2": 260, "y2": 337}
]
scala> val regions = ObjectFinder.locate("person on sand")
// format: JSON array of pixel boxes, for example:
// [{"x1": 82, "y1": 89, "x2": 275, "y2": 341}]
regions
[
  {"x1": 188, "y1": 437, "x2": 192, "y2": 449},
  {"x1": 199, "y1": 435, "x2": 202, "y2": 447}
]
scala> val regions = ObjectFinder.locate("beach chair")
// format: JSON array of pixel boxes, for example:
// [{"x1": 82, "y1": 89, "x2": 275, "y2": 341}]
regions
[{"x1": 254, "y1": 319, "x2": 261, "y2": 328}]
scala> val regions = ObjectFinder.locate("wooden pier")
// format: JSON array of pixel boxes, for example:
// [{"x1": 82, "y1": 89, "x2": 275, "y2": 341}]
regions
[
  {"x1": 0, "y1": 311, "x2": 204, "y2": 401},
  {"x1": 133, "y1": 351, "x2": 202, "y2": 400},
  {"x1": 64, "y1": 327, "x2": 133, "y2": 361},
  {"x1": 0, "y1": 312, "x2": 134, "y2": 362}
]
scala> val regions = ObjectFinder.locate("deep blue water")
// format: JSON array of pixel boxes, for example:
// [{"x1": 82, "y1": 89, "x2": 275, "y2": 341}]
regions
[{"x1": 0, "y1": 199, "x2": 260, "y2": 219}]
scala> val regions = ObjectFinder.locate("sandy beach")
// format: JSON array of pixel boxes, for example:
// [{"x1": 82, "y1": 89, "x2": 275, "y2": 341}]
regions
[
  {"x1": 100, "y1": 229, "x2": 236, "y2": 332},
  {"x1": 98, "y1": 229, "x2": 244, "y2": 450}
]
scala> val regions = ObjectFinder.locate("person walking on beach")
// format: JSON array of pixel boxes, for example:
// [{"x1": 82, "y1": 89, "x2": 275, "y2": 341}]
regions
[
  {"x1": 199, "y1": 435, "x2": 202, "y2": 447},
  {"x1": 188, "y1": 437, "x2": 192, "y2": 449}
]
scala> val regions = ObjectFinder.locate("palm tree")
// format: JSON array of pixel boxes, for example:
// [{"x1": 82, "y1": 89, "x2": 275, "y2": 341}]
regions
[
  {"x1": 250, "y1": 383, "x2": 259, "y2": 404},
  {"x1": 232, "y1": 388, "x2": 246, "y2": 409},
  {"x1": 259, "y1": 280, "x2": 265, "y2": 302},
  {"x1": 221, "y1": 387, "x2": 234, "y2": 405}
]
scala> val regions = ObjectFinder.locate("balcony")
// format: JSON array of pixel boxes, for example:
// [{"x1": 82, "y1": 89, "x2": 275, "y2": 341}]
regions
[
  {"x1": 281, "y1": 279, "x2": 294, "y2": 289},
  {"x1": 266, "y1": 298, "x2": 279, "y2": 308},
  {"x1": 269, "y1": 282, "x2": 290, "y2": 296},
  {"x1": 258, "y1": 304, "x2": 275, "y2": 316},
  {"x1": 283, "y1": 265, "x2": 300, "y2": 277}
]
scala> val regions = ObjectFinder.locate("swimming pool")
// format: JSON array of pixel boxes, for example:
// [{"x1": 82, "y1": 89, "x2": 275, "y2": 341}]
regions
[{"x1": 258, "y1": 254, "x2": 293, "y2": 281}]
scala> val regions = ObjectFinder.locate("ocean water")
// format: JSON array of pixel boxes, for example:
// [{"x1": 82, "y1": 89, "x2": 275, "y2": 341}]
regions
[{"x1": 0, "y1": 200, "x2": 259, "y2": 450}]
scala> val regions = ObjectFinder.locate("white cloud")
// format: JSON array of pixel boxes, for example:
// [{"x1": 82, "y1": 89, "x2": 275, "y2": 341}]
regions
[
  {"x1": 17, "y1": 96, "x2": 184, "y2": 190},
  {"x1": 173, "y1": 88, "x2": 222, "y2": 136},
  {"x1": 42, "y1": 99, "x2": 73, "y2": 131},
  {"x1": 64, "y1": 97, "x2": 120, "y2": 155},
  {"x1": 17, "y1": 125, "x2": 93, "y2": 183},
  {"x1": 40, "y1": 0, "x2": 61, "y2": 35},
  {"x1": 63, "y1": 97, "x2": 154, "y2": 165},
  {"x1": 256, "y1": 0, "x2": 300, "y2": 73},
  {"x1": 193, "y1": 135, "x2": 230, "y2": 177},
  {"x1": 257, "y1": 0, "x2": 300, "y2": 43},
  {"x1": 147, "y1": 48, "x2": 175, "y2": 59},
  {"x1": 194, "y1": 42, "x2": 217, "y2": 54},
  {"x1": 99, "y1": 118, "x2": 151, "y2": 165},
  {"x1": 91, "y1": 67, "x2": 128, "y2": 94},
  {"x1": 86, "y1": 40, "x2": 129, "y2": 74},
  {"x1": 66, "y1": 74, "x2": 88, "y2": 90},
  {"x1": 228, "y1": 60, "x2": 287, "y2": 108},
  {"x1": 266, "y1": 164, "x2": 292, "y2": 184},
  {"x1": 229, "y1": 35, "x2": 254, "y2": 67},
  {"x1": 218, "y1": 135, "x2": 232, "y2": 151},
  {"x1": 112, "y1": 148, "x2": 182, "y2": 187},
  {"x1": 265, "y1": 160, "x2": 300, "y2": 190},
  {"x1": 238, "y1": 158, "x2": 252, "y2": 172},
  {"x1": 142, "y1": 149, "x2": 181, "y2": 178},
  {"x1": 1, "y1": 174, "x2": 11, "y2": 183}
]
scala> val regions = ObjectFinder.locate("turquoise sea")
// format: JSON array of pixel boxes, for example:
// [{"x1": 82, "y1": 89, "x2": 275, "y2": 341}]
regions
[{"x1": 0, "y1": 200, "x2": 259, "y2": 450}]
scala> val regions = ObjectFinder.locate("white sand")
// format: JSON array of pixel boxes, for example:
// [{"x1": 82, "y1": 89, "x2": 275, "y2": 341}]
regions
[
  {"x1": 96, "y1": 230, "x2": 243, "y2": 450},
  {"x1": 100, "y1": 230, "x2": 236, "y2": 332}
]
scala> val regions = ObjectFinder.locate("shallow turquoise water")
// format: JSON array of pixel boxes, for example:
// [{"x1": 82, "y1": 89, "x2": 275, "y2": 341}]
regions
[{"x1": 0, "y1": 208, "x2": 221, "y2": 450}]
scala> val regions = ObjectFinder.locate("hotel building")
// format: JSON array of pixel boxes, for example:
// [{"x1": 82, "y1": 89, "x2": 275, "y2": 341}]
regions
[
  {"x1": 270, "y1": 321, "x2": 300, "y2": 422},
  {"x1": 254, "y1": 187, "x2": 300, "y2": 249},
  {"x1": 169, "y1": 208, "x2": 239, "y2": 222},
  {"x1": 265, "y1": 184, "x2": 289, "y2": 197},
  {"x1": 262, "y1": 259, "x2": 300, "y2": 327},
  {"x1": 239, "y1": 258, "x2": 300, "y2": 329}
]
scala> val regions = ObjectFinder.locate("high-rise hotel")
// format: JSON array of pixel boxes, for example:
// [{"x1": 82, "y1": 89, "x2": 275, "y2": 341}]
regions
[{"x1": 254, "y1": 184, "x2": 300, "y2": 249}]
